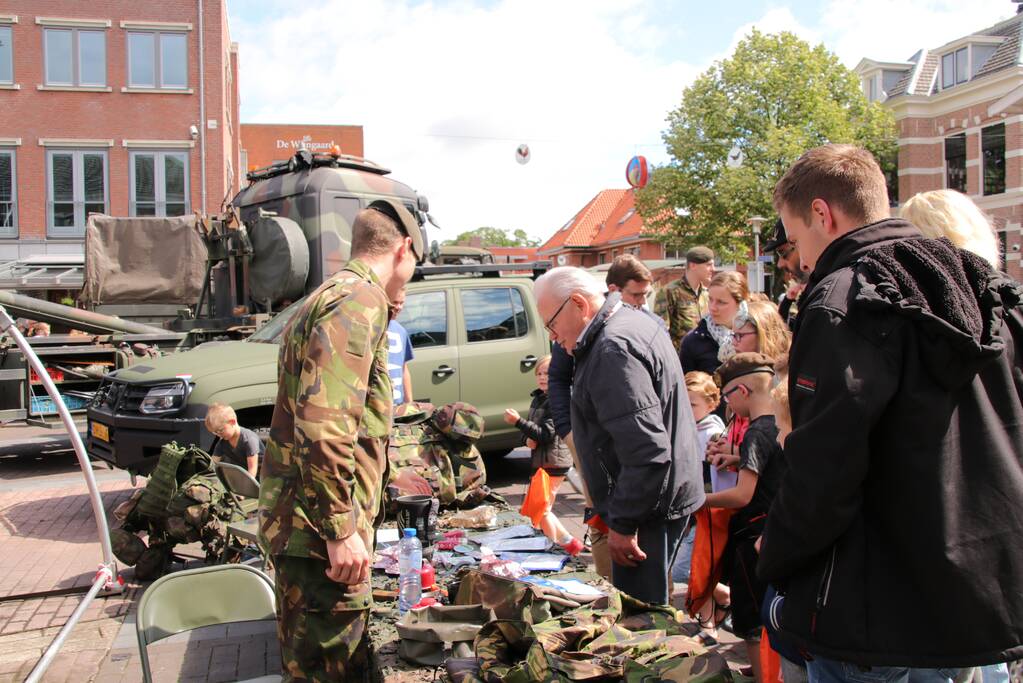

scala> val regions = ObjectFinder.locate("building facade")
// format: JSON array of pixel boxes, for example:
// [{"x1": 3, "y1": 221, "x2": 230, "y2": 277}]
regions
[
  {"x1": 0, "y1": 0, "x2": 240, "y2": 262},
  {"x1": 537, "y1": 189, "x2": 668, "y2": 268},
  {"x1": 857, "y1": 10, "x2": 1023, "y2": 279},
  {"x1": 240, "y1": 123, "x2": 364, "y2": 171}
]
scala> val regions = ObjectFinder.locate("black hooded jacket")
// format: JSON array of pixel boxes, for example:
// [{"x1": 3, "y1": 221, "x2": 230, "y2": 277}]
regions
[
  {"x1": 758, "y1": 219, "x2": 1023, "y2": 667},
  {"x1": 570, "y1": 293, "x2": 705, "y2": 535}
]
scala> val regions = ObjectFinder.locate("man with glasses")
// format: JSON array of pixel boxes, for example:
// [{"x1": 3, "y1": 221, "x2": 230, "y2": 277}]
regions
[
  {"x1": 259, "y1": 198, "x2": 423, "y2": 681},
  {"x1": 535, "y1": 266, "x2": 703, "y2": 605},
  {"x1": 764, "y1": 218, "x2": 807, "y2": 329}
]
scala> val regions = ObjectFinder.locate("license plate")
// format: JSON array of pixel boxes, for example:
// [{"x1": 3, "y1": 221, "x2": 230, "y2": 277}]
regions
[{"x1": 91, "y1": 421, "x2": 109, "y2": 442}]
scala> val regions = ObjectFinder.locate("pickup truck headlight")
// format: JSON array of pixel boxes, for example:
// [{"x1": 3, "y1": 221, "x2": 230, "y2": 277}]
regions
[{"x1": 139, "y1": 383, "x2": 187, "y2": 414}]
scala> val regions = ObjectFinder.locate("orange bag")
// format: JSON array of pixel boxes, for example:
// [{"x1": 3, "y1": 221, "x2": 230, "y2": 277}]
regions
[
  {"x1": 519, "y1": 468, "x2": 553, "y2": 527},
  {"x1": 760, "y1": 627, "x2": 784, "y2": 683},
  {"x1": 685, "y1": 506, "x2": 734, "y2": 618}
]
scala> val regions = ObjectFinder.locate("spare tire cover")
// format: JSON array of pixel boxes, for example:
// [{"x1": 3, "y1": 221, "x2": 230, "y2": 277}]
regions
[{"x1": 248, "y1": 215, "x2": 310, "y2": 305}]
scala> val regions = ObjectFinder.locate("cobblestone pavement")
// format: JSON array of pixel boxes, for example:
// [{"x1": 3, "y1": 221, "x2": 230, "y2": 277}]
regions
[{"x1": 0, "y1": 427, "x2": 741, "y2": 682}]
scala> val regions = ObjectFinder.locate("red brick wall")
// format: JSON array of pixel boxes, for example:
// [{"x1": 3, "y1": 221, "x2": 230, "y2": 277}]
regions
[
  {"x1": 0, "y1": 0, "x2": 237, "y2": 246},
  {"x1": 240, "y1": 124, "x2": 365, "y2": 170}
]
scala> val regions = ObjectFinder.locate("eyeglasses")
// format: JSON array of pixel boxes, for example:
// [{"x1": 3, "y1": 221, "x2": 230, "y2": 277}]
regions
[
  {"x1": 544, "y1": 296, "x2": 572, "y2": 334},
  {"x1": 732, "y1": 330, "x2": 757, "y2": 343},
  {"x1": 777, "y1": 243, "x2": 796, "y2": 259},
  {"x1": 722, "y1": 385, "x2": 746, "y2": 403}
]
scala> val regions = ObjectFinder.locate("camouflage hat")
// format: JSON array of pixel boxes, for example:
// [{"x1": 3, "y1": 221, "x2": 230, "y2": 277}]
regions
[
  {"x1": 367, "y1": 198, "x2": 424, "y2": 261},
  {"x1": 685, "y1": 246, "x2": 714, "y2": 264},
  {"x1": 715, "y1": 351, "x2": 775, "y2": 388},
  {"x1": 110, "y1": 528, "x2": 147, "y2": 566},
  {"x1": 431, "y1": 402, "x2": 484, "y2": 442}
]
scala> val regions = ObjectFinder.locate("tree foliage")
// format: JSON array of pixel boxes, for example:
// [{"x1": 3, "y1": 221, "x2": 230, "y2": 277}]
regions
[
  {"x1": 443, "y1": 226, "x2": 539, "y2": 247},
  {"x1": 635, "y1": 30, "x2": 897, "y2": 261}
]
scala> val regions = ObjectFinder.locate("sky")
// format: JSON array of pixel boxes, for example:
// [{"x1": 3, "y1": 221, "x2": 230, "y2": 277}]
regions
[{"x1": 227, "y1": 0, "x2": 1018, "y2": 245}]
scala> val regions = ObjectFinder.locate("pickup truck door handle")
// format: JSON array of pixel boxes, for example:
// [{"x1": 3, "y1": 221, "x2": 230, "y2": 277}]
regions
[
  {"x1": 433, "y1": 365, "x2": 456, "y2": 377},
  {"x1": 521, "y1": 355, "x2": 538, "y2": 369}
]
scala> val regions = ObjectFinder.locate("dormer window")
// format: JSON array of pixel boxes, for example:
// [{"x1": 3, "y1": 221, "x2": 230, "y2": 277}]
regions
[{"x1": 941, "y1": 41, "x2": 1000, "y2": 90}]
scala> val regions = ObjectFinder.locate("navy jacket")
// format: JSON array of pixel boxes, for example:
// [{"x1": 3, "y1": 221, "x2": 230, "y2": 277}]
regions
[
  {"x1": 570, "y1": 293, "x2": 705, "y2": 534},
  {"x1": 679, "y1": 317, "x2": 720, "y2": 375}
]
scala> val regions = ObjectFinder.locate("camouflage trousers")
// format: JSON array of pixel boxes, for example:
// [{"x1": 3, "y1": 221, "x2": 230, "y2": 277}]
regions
[{"x1": 273, "y1": 555, "x2": 371, "y2": 682}]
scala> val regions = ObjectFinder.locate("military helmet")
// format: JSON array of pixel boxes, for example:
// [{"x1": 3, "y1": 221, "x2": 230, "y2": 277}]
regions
[{"x1": 431, "y1": 402, "x2": 484, "y2": 442}]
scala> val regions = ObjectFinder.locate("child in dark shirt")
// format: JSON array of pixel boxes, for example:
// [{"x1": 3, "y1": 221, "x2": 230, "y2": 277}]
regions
[{"x1": 703, "y1": 352, "x2": 787, "y2": 683}]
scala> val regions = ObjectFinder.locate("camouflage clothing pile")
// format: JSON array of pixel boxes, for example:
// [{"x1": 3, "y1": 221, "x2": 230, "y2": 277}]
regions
[
  {"x1": 386, "y1": 401, "x2": 495, "y2": 509},
  {"x1": 110, "y1": 442, "x2": 238, "y2": 579},
  {"x1": 448, "y1": 570, "x2": 732, "y2": 683},
  {"x1": 654, "y1": 276, "x2": 710, "y2": 349}
]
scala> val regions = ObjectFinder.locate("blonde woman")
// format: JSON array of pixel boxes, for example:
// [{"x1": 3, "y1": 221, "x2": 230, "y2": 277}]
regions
[
  {"x1": 900, "y1": 189, "x2": 1001, "y2": 269},
  {"x1": 731, "y1": 300, "x2": 792, "y2": 363}
]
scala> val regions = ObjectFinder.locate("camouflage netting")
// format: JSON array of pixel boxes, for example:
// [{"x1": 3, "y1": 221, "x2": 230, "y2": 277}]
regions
[
  {"x1": 386, "y1": 401, "x2": 499, "y2": 509},
  {"x1": 110, "y1": 442, "x2": 240, "y2": 580}
]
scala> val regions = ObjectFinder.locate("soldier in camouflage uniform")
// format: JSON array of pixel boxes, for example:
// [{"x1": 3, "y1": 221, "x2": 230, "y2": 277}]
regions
[
  {"x1": 653, "y1": 246, "x2": 715, "y2": 349},
  {"x1": 258, "y1": 198, "x2": 424, "y2": 682}
]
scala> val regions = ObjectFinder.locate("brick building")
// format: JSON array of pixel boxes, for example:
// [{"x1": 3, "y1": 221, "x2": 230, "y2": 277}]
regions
[
  {"x1": 0, "y1": 0, "x2": 240, "y2": 262},
  {"x1": 857, "y1": 10, "x2": 1023, "y2": 279},
  {"x1": 240, "y1": 123, "x2": 364, "y2": 171},
  {"x1": 537, "y1": 189, "x2": 672, "y2": 267}
]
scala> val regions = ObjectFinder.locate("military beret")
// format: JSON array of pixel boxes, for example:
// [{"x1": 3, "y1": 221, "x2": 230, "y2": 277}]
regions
[
  {"x1": 685, "y1": 246, "x2": 715, "y2": 264},
  {"x1": 715, "y1": 351, "x2": 775, "y2": 388}
]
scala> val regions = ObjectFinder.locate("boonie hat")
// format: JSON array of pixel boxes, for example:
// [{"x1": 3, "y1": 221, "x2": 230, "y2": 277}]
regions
[
  {"x1": 368, "y1": 198, "x2": 425, "y2": 261},
  {"x1": 686, "y1": 246, "x2": 714, "y2": 264}
]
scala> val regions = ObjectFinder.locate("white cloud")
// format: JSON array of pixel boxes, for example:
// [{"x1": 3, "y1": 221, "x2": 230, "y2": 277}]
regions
[
  {"x1": 724, "y1": 6, "x2": 821, "y2": 58},
  {"x1": 232, "y1": 0, "x2": 700, "y2": 242}
]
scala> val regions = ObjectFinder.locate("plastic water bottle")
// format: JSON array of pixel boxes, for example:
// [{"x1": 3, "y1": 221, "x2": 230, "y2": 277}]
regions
[{"x1": 397, "y1": 528, "x2": 422, "y2": 614}]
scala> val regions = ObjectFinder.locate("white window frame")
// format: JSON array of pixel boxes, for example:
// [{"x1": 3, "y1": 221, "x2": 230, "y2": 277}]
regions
[
  {"x1": 126, "y1": 31, "x2": 187, "y2": 89},
  {"x1": 46, "y1": 149, "x2": 108, "y2": 237},
  {"x1": 129, "y1": 150, "x2": 190, "y2": 217},
  {"x1": 0, "y1": 25, "x2": 13, "y2": 85},
  {"x1": 0, "y1": 149, "x2": 16, "y2": 237},
  {"x1": 43, "y1": 27, "x2": 106, "y2": 87}
]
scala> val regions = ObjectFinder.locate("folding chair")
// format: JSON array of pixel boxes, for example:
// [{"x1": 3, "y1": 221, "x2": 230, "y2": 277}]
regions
[
  {"x1": 135, "y1": 564, "x2": 281, "y2": 683},
  {"x1": 215, "y1": 461, "x2": 265, "y2": 568}
]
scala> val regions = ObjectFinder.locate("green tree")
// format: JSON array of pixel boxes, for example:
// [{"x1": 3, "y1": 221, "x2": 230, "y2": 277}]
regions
[
  {"x1": 443, "y1": 226, "x2": 539, "y2": 247},
  {"x1": 636, "y1": 30, "x2": 897, "y2": 261}
]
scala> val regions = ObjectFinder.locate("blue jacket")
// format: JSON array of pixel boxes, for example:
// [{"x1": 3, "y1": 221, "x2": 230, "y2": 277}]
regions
[{"x1": 679, "y1": 317, "x2": 720, "y2": 375}]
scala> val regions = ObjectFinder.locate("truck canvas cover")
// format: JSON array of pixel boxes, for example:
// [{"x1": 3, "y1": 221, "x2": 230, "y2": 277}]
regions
[{"x1": 81, "y1": 215, "x2": 208, "y2": 306}]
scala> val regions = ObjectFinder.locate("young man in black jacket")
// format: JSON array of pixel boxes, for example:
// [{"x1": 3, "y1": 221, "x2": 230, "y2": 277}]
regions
[
  {"x1": 760, "y1": 144, "x2": 1023, "y2": 681},
  {"x1": 535, "y1": 266, "x2": 704, "y2": 605}
]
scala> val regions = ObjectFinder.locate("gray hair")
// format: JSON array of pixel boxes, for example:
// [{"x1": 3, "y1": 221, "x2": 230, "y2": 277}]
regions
[{"x1": 534, "y1": 266, "x2": 605, "y2": 304}]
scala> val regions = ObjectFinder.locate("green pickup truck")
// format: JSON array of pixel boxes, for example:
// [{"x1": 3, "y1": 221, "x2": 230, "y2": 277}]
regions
[{"x1": 83, "y1": 149, "x2": 550, "y2": 476}]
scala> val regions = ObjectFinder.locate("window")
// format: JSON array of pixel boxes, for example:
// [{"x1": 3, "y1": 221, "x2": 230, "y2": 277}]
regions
[
  {"x1": 942, "y1": 47, "x2": 969, "y2": 89},
  {"x1": 130, "y1": 151, "x2": 188, "y2": 216},
  {"x1": 397, "y1": 291, "x2": 447, "y2": 348},
  {"x1": 462, "y1": 288, "x2": 527, "y2": 343},
  {"x1": 44, "y1": 29, "x2": 105, "y2": 87},
  {"x1": 598, "y1": 253, "x2": 607, "y2": 265},
  {"x1": 0, "y1": 150, "x2": 15, "y2": 236},
  {"x1": 973, "y1": 45, "x2": 997, "y2": 76},
  {"x1": 0, "y1": 26, "x2": 12, "y2": 84},
  {"x1": 127, "y1": 32, "x2": 187, "y2": 89},
  {"x1": 47, "y1": 150, "x2": 107, "y2": 236},
  {"x1": 983, "y1": 123, "x2": 1006, "y2": 196},
  {"x1": 945, "y1": 133, "x2": 967, "y2": 193}
]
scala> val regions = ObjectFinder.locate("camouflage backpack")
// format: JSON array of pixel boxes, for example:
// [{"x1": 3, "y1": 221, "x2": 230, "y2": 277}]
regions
[
  {"x1": 110, "y1": 442, "x2": 238, "y2": 579},
  {"x1": 387, "y1": 401, "x2": 492, "y2": 509}
]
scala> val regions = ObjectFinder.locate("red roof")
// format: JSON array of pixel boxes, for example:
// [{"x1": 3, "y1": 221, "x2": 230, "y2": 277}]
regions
[
  {"x1": 539, "y1": 189, "x2": 630, "y2": 253},
  {"x1": 591, "y1": 191, "x2": 644, "y2": 246}
]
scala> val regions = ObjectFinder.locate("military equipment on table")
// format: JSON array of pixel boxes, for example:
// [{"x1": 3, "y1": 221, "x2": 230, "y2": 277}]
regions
[
  {"x1": 110, "y1": 442, "x2": 238, "y2": 579},
  {"x1": 386, "y1": 401, "x2": 495, "y2": 509},
  {"x1": 396, "y1": 604, "x2": 493, "y2": 666}
]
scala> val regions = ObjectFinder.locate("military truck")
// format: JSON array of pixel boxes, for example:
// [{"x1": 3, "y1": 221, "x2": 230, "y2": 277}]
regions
[{"x1": 86, "y1": 150, "x2": 551, "y2": 475}]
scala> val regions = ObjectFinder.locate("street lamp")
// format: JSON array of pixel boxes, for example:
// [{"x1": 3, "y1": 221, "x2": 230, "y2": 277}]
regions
[{"x1": 748, "y1": 215, "x2": 766, "y2": 292}]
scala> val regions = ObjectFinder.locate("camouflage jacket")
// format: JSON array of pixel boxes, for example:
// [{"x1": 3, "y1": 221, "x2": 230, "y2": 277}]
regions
[
  {"x1": 653, "y1": 276, "x2": 709, "y2": 349},
  {"x1": 258, "y1": 259, "x2": 392, "y2": 606}
]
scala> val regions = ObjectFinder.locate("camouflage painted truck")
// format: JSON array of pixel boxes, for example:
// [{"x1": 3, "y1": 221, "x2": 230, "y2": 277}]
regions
[{"x1": 86, "y1": 149, "x2": 551, "y2": 476}]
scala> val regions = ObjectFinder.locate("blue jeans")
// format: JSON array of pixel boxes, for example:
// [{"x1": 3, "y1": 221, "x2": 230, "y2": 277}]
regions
[
  {"x1": 807, "y1": 656, "x2": 961, "y2": 683},
  {"x1": 611, "y1": 516, "x2": 687, "y2": 605},
  {"x1": 670, "y1": 524, "x2": 696, "y2": 583}
]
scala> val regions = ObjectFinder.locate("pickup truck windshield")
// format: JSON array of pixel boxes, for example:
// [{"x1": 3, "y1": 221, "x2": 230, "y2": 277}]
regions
[{"x1": 247, "y1": 298, "x2": 305, "y2": 344}]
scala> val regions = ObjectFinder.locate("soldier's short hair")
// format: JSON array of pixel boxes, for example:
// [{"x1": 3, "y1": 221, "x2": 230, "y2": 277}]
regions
[
  {"x1": 606, "y1": 254, "x2": 652, "y2": 290},
  {"x1": 773, "y1": 144, "x2": 889, "y2": 226},
  {"x1": 351, "y1": 207, "x2": 405, "y2": 259},
  {"x1": 205, "y1": 402, "x2": 236, "y2": 432}
]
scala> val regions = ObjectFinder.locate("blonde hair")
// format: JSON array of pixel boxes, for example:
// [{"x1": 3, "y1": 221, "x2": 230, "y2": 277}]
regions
[
  {"x1": 684, "y1": 371, "x2": 720, "y2": 411},
  {"x1": 205, "y1": 403, "x2": 236, "y2": 432},
  {"x1": 708, "y1": 270, "x2": 749, "y2": 304},
  {"x1": 900, "y1": 190, "x2": 1000, "y2": 269},
  {"x1": 734, "y1": 300, "x2": 792, "y2": 361},
  {"x1": 534, "y1": 354, "x2": 552, "y2": 375},
  {"x1": 771, "y1": 375, "x2": 790, "y2": 427}
]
